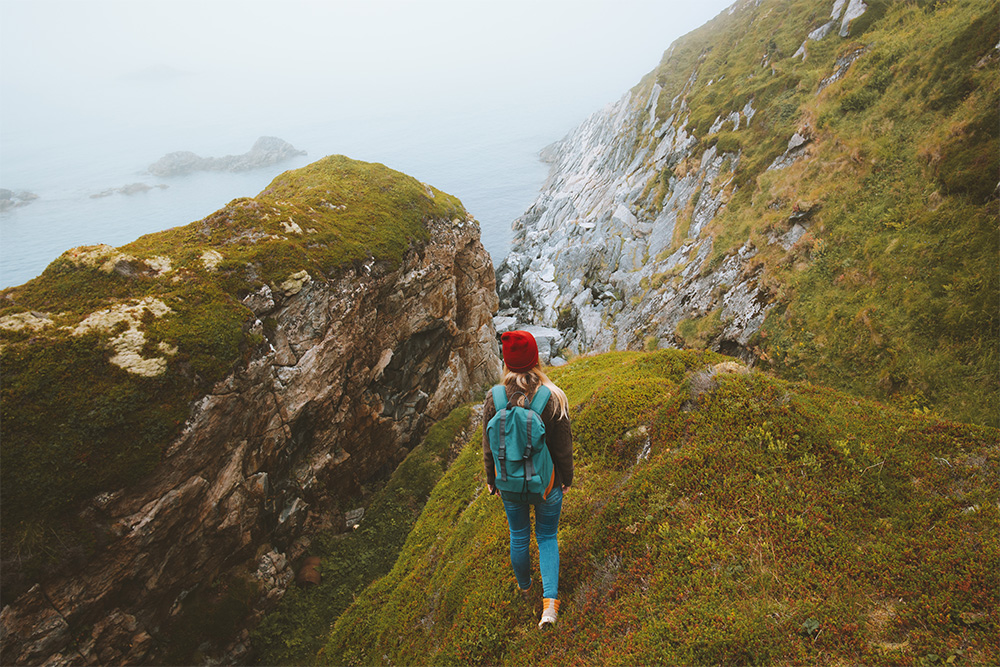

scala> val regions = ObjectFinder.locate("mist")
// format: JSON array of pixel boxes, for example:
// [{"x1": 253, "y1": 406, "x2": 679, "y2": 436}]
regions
[{"x1": 0, "y1": 0, "x2": 735, "y2": 287}]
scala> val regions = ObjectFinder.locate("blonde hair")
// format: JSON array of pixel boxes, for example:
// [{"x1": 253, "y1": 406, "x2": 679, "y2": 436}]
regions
[{"x1": 502, "y1": 365, "x2": 569, "y2": 420}]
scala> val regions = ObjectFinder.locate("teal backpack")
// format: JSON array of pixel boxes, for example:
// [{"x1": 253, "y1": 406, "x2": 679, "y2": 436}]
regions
[{"x1": 486, "y1": 385, "x2": 556, "y2": 500}]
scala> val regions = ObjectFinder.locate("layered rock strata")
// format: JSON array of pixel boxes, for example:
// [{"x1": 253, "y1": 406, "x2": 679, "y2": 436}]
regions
[{"x1": 0, "y1": 216, "x2": 500, "y2": 665}]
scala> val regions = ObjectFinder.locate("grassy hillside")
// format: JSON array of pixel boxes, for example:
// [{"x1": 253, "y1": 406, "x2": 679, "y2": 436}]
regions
[
  {"x1": 633, "y1": 0, "x2": 998, "y2": 427},
  {"x1": 314, "y1": 350, "x2": 998, "y2": 666},
  {"x1": 0, "y1": 156, "x2": 466, "y2": 597}
]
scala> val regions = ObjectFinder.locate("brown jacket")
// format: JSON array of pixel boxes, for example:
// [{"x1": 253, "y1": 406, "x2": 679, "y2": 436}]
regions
[{"x1": 482, "y1": 385, "x2": 573, "y2": 490}]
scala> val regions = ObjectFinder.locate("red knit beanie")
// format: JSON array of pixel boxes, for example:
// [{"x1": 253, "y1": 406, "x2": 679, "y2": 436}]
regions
[{"x1": 501, "y1": 330, "x2": 539, "y2": 373}]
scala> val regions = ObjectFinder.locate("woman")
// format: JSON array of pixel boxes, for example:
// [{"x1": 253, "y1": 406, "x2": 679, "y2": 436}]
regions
[{"x1": 482, "y1": 330, "x2": 573, "y2": 629}]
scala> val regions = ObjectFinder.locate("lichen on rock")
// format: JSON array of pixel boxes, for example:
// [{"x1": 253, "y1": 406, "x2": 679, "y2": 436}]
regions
[
  {"x1": 200, "y1": 249, "x2": 224, "y2": 270},
  {"x1": 0, "y1": 311, "x2": 54, "y2": 332},
  {"x1": 279, "y1": 269, "x2": 312, "y2": 297},
  {"x1": 70, "y1": 297, "x2": 175, "y2": 376}
]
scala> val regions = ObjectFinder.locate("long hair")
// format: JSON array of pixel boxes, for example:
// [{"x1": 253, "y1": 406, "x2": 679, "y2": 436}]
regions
[{"x1": 502, "y1": 365, "x2": 569, "y2": 419}]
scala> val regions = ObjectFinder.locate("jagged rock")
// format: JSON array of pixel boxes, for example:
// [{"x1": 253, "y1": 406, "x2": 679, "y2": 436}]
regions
[
  {"x1": 768, "y1": 129, "x2": 814, "y2": 171},
  {"x1": 496, "y1": 85, "x2": 770, "y2": 359},
  {"x1": 818, "y1": 47, "x2": 868, "y2": 92},
  {"x1": 519, "y1": 324, "x2": 562, "y2": 365},
  {"x1": 148, "y1": 136, "x2": 306, "y2": 177},
  {"x1": 793, "y1": 0, "x2": 867, "y2": 59},
  {"x1": 839, "y1": 0, "x2": 868, "y2": 37},
  {"x1": 345, "y1": 508, "x2": 365, "y2": 529}
]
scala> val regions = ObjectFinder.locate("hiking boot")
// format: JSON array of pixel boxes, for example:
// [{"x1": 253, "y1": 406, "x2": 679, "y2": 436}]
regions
[{"x1": 538, "y1": 598, "x2": 559, "y2": 628}]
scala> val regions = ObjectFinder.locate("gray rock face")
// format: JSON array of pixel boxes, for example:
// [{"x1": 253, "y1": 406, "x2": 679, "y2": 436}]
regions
[
  {"x1": 148, "y1": 136, "x2": 306, "y2": 177},
  {"x1": 496, "y1": 84, "x2": 770, "y2": 361},
  {"x1": 0, "y1": 217, "x2": 500, "y2": 666}
]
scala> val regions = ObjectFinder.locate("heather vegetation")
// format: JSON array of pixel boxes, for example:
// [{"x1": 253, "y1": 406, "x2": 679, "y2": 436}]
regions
[
  {"x1": 295, "y1": 350, "x2": 998, "y2": 666},
  {"x1": 0, "y1": 156, "x2": 465, "y2": 597},
  {"x1": 636, "y1": 0, "x2": 998, "y2": 427}
]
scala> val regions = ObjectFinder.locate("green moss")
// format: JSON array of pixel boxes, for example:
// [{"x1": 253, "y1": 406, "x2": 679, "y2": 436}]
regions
[
  {"x1": 0, "y1": 156, "x2": 470, "y2": 601},
  {"x1": 675, "y1": 309, "x2": 726, "y2": 349},
  {"x1": 316, "y1": 350, "x2": 1000, "y2": 666},
  {"x1": 708, "y1": 130, "x2": 744, "y2": 155}
]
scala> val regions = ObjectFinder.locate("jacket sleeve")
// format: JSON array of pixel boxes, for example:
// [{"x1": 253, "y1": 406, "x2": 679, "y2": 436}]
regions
[
  {"x1": 544, "y1": 402, "x2": 574, "y2": 488},
  {"x1": 482, "y1": 396, "x2": 496, "y2": 487}
]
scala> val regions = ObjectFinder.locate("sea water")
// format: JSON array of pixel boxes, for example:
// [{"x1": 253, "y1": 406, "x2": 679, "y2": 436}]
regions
[{"x1": 0, "y1": 90, "x2": 569, "y2": 289}]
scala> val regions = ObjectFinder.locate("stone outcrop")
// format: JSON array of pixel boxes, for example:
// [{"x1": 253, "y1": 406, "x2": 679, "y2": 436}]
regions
[
  {"x1": 0, "y1": 216, "x2": 500, "y2": 665},
  {"x1": 495, "y1": 0, "x2": 873, "y2": 362},
  {"x1": 496, "y1": 87, "x2": 770, "y2": 361},
  {"x1": 148, "y1": 136, "x2": 306, "y2": 177}
]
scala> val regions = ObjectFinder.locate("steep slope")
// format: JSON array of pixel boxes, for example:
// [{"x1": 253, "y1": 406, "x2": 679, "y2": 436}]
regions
[
  {"x1": 320, "y1": 349, "x2": 999, "y2": 666},
  {"x1": 0, "y1": 156, "x2": 501, "y2": 665},
  {"x1": 497, "y1": 0, "x2": 998, "y2": 427}
]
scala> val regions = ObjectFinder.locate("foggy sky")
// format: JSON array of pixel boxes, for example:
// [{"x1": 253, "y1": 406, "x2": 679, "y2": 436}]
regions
[{"x1": 1, "y1": 0, "x2": 736, "y2": 140}]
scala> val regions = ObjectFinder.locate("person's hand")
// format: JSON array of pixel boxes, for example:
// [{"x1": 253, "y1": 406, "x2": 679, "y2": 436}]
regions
[
  {"x1": 487, "y1": 483, "x2": 498, "y2": 496},
  {"x1": 562, "y1": 485, "x2": 570, "y2": 493}
]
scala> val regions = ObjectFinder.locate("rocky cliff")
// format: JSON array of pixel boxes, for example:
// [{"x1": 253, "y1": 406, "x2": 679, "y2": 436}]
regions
[
  {"x1": 0, "y1": 156, "x2": 500, "y2": 664},
  {"x1": 498, "y1": 0, "x2": 998, "y2": 426}
]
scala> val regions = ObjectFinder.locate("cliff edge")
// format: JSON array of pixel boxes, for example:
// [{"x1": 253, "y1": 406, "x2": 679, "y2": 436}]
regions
[{"x1": 0, "y1": 155, "x2": 500, "y2": 665}]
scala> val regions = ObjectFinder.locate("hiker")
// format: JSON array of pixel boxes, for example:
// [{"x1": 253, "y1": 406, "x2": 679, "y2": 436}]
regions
[{"x1": 483, "y1": 330, "x2": 573, "y2": 629}]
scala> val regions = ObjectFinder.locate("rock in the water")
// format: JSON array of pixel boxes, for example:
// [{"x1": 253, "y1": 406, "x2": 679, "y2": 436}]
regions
[
  {"x1": 148, "y1": 136, "x2": 306, "y2": 177},
  {"x1": 90, "y1": 183, "x2": 168, "y2": 198},
  {"x1": 0, "y1": 188, "x2": 39, "y2": 211}
]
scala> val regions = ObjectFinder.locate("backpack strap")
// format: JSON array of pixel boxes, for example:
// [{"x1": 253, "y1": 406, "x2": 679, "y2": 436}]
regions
[
  {"x1": 529, "y1": 386, "x2": 551, "y2": 415},
  {"x1": 524, "y1": 414, "x2": 535, "y2": 481},
  {"x1": 491, "y1": 385, "x2": 509, "y2": 482},
  {"x1": 491, "y1": 385, "x2": 507, "y2": 412},
  {"x1": 522, "y1": 386, "x2": 551, "y2": 482}
]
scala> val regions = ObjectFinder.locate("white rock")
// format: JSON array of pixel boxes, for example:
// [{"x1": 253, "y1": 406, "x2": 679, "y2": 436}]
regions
[
  {"x1": 493, "y1": 316, "x2": 517, "y2": 334},
  {"x1": 840, "y1": 0, "x2": 868, "y2": 36},
  {"x1": 201, "y1": 250, "x2": 224, "y2": 271},
  {"x1": 280, "y1": 270, "x2": 312, "y2": 297}
]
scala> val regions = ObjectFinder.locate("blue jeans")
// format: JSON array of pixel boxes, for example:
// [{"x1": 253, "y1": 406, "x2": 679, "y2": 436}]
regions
[{"x1": 500, "y1": 486, "x2": 563, "y2": 599}]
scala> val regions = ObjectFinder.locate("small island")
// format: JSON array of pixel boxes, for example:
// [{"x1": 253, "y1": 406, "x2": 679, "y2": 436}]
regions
[{"x1": 148, "y1": 136, "x2": 306, "y2": 177}]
